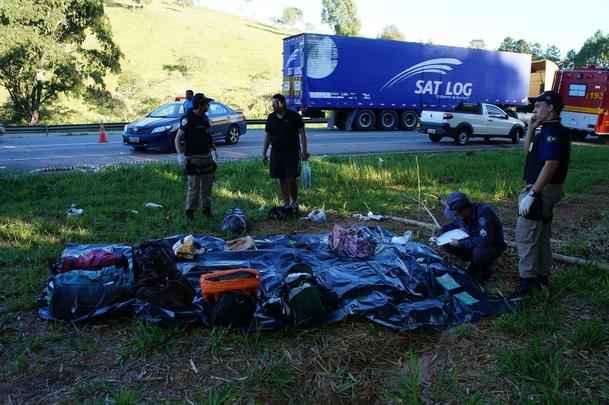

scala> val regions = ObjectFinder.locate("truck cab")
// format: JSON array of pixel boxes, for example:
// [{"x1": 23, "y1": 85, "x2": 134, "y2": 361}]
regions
[
  {"x1": 419, "y1": 102, "x2": 525, "y2": 145},
  {"x1": 553, "y1": 69, "x2": 609, "y2": 141}
]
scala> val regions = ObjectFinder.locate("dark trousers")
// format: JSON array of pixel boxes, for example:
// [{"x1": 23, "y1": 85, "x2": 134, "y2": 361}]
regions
[{"x1": 443, "y1": 245, "x2": 502, "y2": 281}]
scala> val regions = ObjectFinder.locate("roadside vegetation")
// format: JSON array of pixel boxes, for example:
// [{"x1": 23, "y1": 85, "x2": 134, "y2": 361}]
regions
[
  {"x1": 2, "y1": 146, "x2": 609, "y2": 403},
  {"x1": 0, "y1": 0, "x2": 286, "y2": 125}
]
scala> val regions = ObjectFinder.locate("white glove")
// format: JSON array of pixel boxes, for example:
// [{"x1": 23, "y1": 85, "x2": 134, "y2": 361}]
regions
[
  {"x1": 428, "y1": 236, "x2": 438, "y2": 245},
  {"x1": 519, "y1": 191, "x2": 536, "y2": 216},
  {"x1": 211, "y1": 150, "x2": 218, "y2": 163},
  {"x1": 177, "y1": 154, "x2": 185, "y2": 166}
]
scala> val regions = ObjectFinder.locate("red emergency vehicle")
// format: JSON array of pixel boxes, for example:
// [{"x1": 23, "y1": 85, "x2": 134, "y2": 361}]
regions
[{"x1": 553, "y1": 68, "x2": 609, "y2": 140}]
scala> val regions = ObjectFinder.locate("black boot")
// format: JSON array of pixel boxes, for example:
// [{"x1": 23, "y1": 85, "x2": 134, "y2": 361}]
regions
[
  {"x1": 508, "y1": 277, "x2": 540, "y2": 301},
  {"x1": 185, "y1": 209, "x2": 195, "y2": 220},
  {"x1": 202, "y1": 206, "x2": 212, "y2": 218},
  {"x1": 537, "y1": 275, "x2": 549, "y2": 287}
]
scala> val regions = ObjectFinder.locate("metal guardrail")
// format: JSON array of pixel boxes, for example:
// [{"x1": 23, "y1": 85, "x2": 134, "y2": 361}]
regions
[{"x1": 4, "y1": 118, "x2": 328, "y2": 134}]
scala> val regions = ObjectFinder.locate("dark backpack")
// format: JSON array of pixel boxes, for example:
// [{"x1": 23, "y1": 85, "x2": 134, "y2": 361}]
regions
[
  {"x1": 133, "y1": 241, "x2": 195, "y2": 308},
  {"x1": 221, "y1": 208, "x2": 248, "y2": 235},
  {"x1": 283, "y1": 264, "x2": 326, "y2": 327},
  {"x1": 209, "y1": 291, "x2": 257, "y2": 328},
  {"x1": 47, "y1": 266, "x2": 134, "y2": 321}
]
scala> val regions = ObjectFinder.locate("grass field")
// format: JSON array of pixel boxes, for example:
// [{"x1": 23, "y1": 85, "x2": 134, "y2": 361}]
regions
[
  {"x1": 0, "y1": 0, "x2": 287, "y2": 124},
  {"x1": 1, "y1": 147, "x2": 609, "y2": 403}
]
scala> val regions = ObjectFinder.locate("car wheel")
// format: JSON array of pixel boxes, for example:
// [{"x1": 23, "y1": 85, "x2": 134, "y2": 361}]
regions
[
  {"x1": 455, "y1": 128, "x2": 470, "y2": 145},
  {"x1": 169, "y1": 132, "x2": 177, "y2": 152},
  {"x1": 377, "y1": 110, "x2": 398, "y2": 131},
  {"x1": 572, "y1": 131, "x2": 587, "y2": 141},
  {"x1": 511, "y1": 127, "x2": 523, "y2": 144},
  {"x1": 354, "y1": 110, "x2": 376, "y2": 130},
  {"x1": 225, "y1": 125, "x2": 240, "y2": 145},
  {"x1": 400, "y1": 110, "x2": 418, "y2": 130},
  {"x1": 429, "y1": 133, "x2": 442, "y2": 143},
  {"x1": 484, "y1": 136, "x2": 491, "y2": 143}
]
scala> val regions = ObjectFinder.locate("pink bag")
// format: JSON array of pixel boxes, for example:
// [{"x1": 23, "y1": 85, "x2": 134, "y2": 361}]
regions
[{"x1": 329, "y1": 225, "x2": 377, "y2": 259}]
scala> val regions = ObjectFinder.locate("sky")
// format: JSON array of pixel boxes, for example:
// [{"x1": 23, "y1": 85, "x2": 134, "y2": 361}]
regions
[{"x1": 197, "y1": 0, "x2": 607, "y2": 56}]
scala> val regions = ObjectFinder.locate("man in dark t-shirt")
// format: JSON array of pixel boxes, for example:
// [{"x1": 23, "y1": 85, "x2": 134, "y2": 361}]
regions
[
  {"x1": 262, "y1": 93, "x2": 310, "y2": 211},
  {"x1": 512, "y1": 91, "x2": 571, "y2": 299}
]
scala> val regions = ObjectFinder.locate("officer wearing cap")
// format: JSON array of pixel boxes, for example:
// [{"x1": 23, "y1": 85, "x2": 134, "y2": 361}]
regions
[
  {"x1": 174, "y1": 93, "x2": 217, "y2": 220},
  {"x1": 437, "y1": 192, "x2": 506, "y2": 282},
  {"x1": 511, "y1": 91, "x2": 571, "y2": 299}
]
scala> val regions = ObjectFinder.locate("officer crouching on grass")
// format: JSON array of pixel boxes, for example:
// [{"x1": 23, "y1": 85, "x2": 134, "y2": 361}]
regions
[
  {"x1": 435, "y1": 192, "x2": 507, "y2": 283},
  {"x1": 174, "y1": 93, "x2": 217, "y2": 220}
]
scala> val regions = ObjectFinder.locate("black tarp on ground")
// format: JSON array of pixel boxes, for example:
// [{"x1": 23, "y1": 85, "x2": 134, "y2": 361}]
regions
[{"x1": 39, "y1": 227, "x2": 509, "y2": 331}]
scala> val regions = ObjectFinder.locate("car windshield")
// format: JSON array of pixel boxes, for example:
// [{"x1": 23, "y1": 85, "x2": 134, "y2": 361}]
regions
[{"x1": 148, "y1": 103, "x2": 184, "y2": 118}]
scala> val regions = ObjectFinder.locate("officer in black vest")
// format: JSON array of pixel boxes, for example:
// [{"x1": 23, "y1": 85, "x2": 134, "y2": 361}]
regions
[
  {"x1": 511, "y1": 91, "x2": 571, "y2": 299},
  {"x1": 175, "y1": 93, "x2": 217, "y2": 220}
]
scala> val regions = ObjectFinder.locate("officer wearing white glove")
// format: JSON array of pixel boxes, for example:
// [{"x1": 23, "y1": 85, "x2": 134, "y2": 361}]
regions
[
  {"x1": 518, "y1": 190, "x2": 536, "y2": 216},
  {"x1": 512, "y1": 91, "x2": 571, "y2": 300}
]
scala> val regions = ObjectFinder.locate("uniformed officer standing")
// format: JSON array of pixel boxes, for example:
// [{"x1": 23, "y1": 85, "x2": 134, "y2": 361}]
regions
[
  {"x1": 175, "y1": 93, "x2": 217, "y2": 220},
  {"x1": 437, "y1": 192, "x2": 507, "y2": 282},
  {"x1": 183, "y1": 90, "x2": 194, "y2": 112},
  {"x1": 511, "y1": 91, "x2": 571, "y2": 299},
  {"x1": 262, "y1": 93, "x2": 310, "y2": 211}
]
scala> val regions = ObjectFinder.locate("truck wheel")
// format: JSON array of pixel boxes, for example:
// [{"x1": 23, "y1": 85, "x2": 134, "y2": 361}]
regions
[
  {"x1": 429, "y1": 133, "x2": 442, "y2": 143},
  {"x1": 378, "y1": 110, "x2": 398, "y2": 130},
  {"x1": 455, "y1": 128, "x2": 470, "y2": 145},
  {"x1": 400, "y1": 110, "x2": 418, "y2": 130},
  {"x1": 354, "y1": 110, "x2": 376, "y2": 130}
]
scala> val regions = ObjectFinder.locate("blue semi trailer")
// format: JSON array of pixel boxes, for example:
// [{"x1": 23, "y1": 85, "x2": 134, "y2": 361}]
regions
[{"x1": 283, "y1": 33, "x2": 531, "y2": 131}]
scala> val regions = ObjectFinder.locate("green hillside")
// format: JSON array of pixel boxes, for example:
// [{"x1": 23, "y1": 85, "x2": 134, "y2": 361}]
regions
[{"x1": 1, "y1": 0, "x2": 290, "y2": 124}]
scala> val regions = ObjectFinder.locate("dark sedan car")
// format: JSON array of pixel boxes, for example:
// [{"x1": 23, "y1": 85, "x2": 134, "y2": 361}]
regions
[{"x1": 123, "y1": 101, "x2": 247, "y2": 151}]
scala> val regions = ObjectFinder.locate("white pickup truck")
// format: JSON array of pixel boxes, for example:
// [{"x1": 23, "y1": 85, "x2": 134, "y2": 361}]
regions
[{"x1": 419, "y1": 102, "x2": 525, "y2": 145}]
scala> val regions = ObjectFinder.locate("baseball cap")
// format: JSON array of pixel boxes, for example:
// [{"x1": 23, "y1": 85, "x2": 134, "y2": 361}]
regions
[
  {"x1": 192, "y1": 93, "x2": 214, "y2": 108},
  {"x1": 445, "y1": 192, "x2": 471, "y2": 211},
  {"x1": 528, "y1": 91, "x2": 563, "y2": 112}
]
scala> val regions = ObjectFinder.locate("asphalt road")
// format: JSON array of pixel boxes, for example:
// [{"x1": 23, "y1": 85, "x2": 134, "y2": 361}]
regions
[{"x1": 0, "y1": 128, "x2": 518, "y2": 172}]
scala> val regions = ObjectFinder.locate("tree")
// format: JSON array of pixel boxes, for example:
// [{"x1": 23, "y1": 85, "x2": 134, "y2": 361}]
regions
[
  {"x1": 469, "y1": 39, "x2": 486, "y2": 49},
  {"x1": 561, "y1": 49, "x2": 577, "y2": 69},
  {"x1": 498, "y1": 37, "x2": 530, "y2": 54},
  {"x1": 498, "y1": 37, "x2": 516, "y2": 52},
  {"x1": 379, "y1": 25, "x2": 404, "y2": 41},
  {"x1": 0, "y1": 0, "x2": 122, "y2": 124},
  {"x1": 575, "y1": 30, "x2": 609, "y2": 68},
  {"x1": 544, "y1": 45, "x2": 561, "y2": 63},
  {"x1": 278, "y1": 7, "x2": 303, "y2": 26},
  {"x1": 321, "y1": 0, "x2": 361, "y2": 36},
  {"x1": 529, "y1": 42, "x2": 544, "y2": 59}
]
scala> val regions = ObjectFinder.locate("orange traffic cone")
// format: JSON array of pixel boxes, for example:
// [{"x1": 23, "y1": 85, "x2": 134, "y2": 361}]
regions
[{"x1": 98, "y1": 125, "x2": 108, "y2": 143}]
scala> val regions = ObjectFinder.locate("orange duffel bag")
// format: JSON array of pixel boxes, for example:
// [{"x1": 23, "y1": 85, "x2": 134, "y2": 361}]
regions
[{"x1": 200, "y1": 268, "x2": 260, "y2": 302}]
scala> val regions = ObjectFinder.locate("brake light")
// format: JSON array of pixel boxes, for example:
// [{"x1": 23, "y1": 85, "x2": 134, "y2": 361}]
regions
[{"x1": 443, "y1": 113, "x2": 454, "y2": 119}]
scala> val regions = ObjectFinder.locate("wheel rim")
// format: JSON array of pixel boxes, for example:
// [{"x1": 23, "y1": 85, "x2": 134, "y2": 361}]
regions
[
  {"x1": 229, "y1": 127, "x2": 239, "y2": 143},
  {"x1": 382, "y1": 113, "x2": 396, "y2": 128},
  {"x1": 459, "y1": 132, "x2": 468, "y2": 144},
  {"x1": 403, "y1": 113, "x2": 416, "y2": 128},
  {"x1": 359, "y1": 113, "x2": 372, "y2": 128}
]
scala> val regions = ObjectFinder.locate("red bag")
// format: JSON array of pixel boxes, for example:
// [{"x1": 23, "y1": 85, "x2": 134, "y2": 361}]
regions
[{"x1": 59, "y1": 250, "x2": 127, "y2": 273}]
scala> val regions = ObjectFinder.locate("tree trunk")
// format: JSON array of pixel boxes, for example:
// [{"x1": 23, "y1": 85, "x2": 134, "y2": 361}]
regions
[
  {"x1": 30, "y1": 110, "x2": 40, "y2": 125},
  {"x1": 29, "y1": 82, "x2": 43, "y2": 125}
]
